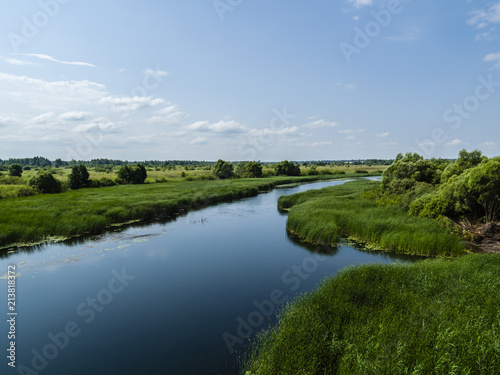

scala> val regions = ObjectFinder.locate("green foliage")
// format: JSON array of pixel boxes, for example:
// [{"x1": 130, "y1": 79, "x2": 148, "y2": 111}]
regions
[
  {"x1": 8, "y1": 164, "x2": 23, "y2": 177},
  {"x1": 235, "y1": 161, "x2": 263, "y2": 178},
  {"x1": 278, "y1": 180, "x2": 464, "y2": 256},
  {"x1": 245, "y1": 254, "x2": 500, "y2": 375},
  {"x1": 382, "y1": 153, "x2": 446, "y2": 189},
  {"x1": 68, "y1": 165, "x2": 90, "y2": 190},
  {"x1": 441, "y1": 149, "x2": 485, "y2": 183},
  {"x1": 354, "y1": 169, "x2": 369, "y2": 174},
  {"x1": 213, "y1": 159, "x2": 234, "y2": 179},
  {"x1": 275, "y1": 160, "x2": 301, "y2": 176},
  {"x1": 117, "y1": 164, "x2": 148, "y2": 184},
  {"x1": 27, "y1": 171, "x2": 62, "y2": 194}
]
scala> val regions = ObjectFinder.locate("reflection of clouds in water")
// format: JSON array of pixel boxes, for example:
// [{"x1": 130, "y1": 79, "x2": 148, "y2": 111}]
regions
[{"x1": 9, "y1": 231, "x2": 164, "y2": 278}]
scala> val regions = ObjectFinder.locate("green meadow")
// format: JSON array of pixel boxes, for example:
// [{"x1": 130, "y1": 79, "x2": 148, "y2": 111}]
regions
[
  {"x1": 0, "y1": 173, "x2": 377, "y2": 249},
  {"x1": 278, "y1": 180, "x2": 465, "y2": 257},
  {"x1": 244, "y1": 254, "x2": 500, "y2": 375}
]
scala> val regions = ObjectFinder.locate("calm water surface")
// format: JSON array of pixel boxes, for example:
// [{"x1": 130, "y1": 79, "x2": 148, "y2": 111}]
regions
[{"x1": 1, "y1": 179, "x2": 421, "y2": 375}]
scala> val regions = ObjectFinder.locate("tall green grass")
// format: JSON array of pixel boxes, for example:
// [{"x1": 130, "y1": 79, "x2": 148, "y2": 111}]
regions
[
  {"x1": 278, "y1": 180, "x2": 465, "y2": 256},
  {"x1": 0, "y1": 174, "x2": 376, "y2": 249},
  {"x1": 244, "y1": 254, "x2": 500, "y2": 374}
]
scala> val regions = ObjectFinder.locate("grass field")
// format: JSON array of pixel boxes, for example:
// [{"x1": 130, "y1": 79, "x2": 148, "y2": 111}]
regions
[
  {"x1": 0, "y1": 173, "x2": 380, "y2": 250},
  {"x1": 243, "y1": 253, "x2": 500, "y2": 375},
  {"x1": 278, "y1": 180, "x2": 465, "y2": 257}
]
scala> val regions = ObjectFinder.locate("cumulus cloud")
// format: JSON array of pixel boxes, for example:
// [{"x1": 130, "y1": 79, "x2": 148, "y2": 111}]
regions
[
  {"x1": 294, "y1": 141, "x2": 332, "y2": 147},
  {"x1": 375, "y1": 132, "x2": 390, "y2": 138},
  {"x1": 467, "y1": 2, "x2": 500, "y2": 40},
  {"x1": 485, "y1": 52, "x2": 500, "y2": 68},
  {"x1": 100, "y1": 96, "x2": 164, "y2": 111},
  {"x1": 60, "y1": 111, "x2": 89, "y2": 121}
]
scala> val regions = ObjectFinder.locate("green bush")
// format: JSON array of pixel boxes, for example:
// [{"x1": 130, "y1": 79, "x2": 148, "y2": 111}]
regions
[
  {"x1": 28, "y1": 171, "x2": 62, "y2": 194},
  {"x1": 275, "y1": 160, "x2": 301, "y2": 176},
  {"x1": 213, "y1": 159, "x2": 234, "y2": 179},
  {"x1": 8, "y1": 164, "x2": 23, "y2": 177}
]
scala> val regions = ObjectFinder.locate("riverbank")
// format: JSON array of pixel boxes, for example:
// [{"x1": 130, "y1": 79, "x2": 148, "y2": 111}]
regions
[
  {"x1": 0, "y1": 173, "x2": 378, "y2": 250},
  {"x1": 278, "y1": 180, "x2": 465, "y2": 257},
  {"x1": 243, "y1": 253, "x2": 500, "y2": 374}
]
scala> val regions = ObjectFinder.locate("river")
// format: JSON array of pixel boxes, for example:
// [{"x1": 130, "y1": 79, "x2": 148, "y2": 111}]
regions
[{"x1": 1, "y1": 178, "x2": 420, "y2": 375}]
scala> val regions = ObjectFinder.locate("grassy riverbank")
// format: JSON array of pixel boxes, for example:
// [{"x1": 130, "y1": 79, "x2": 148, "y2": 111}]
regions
[
  {"x1": 0, "y1": 173, "x2": 378, "y2": 250},
  {"x1": 244, "y1": 253, "x2": 500, "y2": 375},
  {"x1": 278, "y1": 180, "x2": 465, "y2": 257}
]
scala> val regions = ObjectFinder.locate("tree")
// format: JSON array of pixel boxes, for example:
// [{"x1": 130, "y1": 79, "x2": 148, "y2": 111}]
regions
[
  {"x1": 235, "y1": 161, "x2": 263, "y2": 178},
  {"x1": 8, "y1": 164, "x2": 23, "y2": 177},
  {"x1": 213, "y1": 159, "x2": 234, "y2": 179},
  {"x1": 68, "y1": 165, "x2": 90, "y2": 189},
  {"x1": 28, "y1": 171, "x2": 62, "y2": 194},
  {"x1": 117, "y1": 164, "x2": 148, "y2": 184},
  {"x1": 441, "y1": 149, "x2": 485, "y2": 183},
  {"x1": 53, "y1": 158, "x2": 64, "y2": 168},
  {"x1": 466, "y1": 159, "x2": 500, "y2": 222},
  {"x1": 275, "y1": 160, "x2": 301, "y2": 176}
]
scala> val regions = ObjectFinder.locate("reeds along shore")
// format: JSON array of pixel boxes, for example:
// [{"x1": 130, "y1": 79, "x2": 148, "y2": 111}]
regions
[{"x1": 278, "y1": 180, "x2": 465, "y2": 257}]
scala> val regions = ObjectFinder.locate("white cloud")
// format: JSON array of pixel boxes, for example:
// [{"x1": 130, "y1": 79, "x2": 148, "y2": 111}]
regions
[
  {"x1": 124, "y1": 135, "x2": 159, "y2": 145},
  {"x1": 143, "y1": 67, "x2": 169, "y2": 77},
  {"x1": 445, "y1": 139, "x2": 468, "y2": 147},
  {"x1": 73, "y1": 121, "x2": 123, "y2": 134},
  {"x1": 303, "y1": 119, "x2": 340, "y2": 129},
  {"x1": 346, "y1": 136, "x2": 356, "y2": 140},
  {"x1": 480, "y1": 141, "x2": 498, "y2": 148},
  {"x1": 100, "y1": 96, "x2": 164, "y2": 111},
  {"x1": 248, "y1": 126, "x2": 299, "y2": 137},
  {"x1": 375, "y1": 132, "x2": 389, "y2": 138},
  {"x1": 148, "y1": 104, "x2": 185, "y2": 124},
  {"x1": 60, "y1": 111, "x2": 89, "y2": 121},
  {"x1": 0, "y1": 116, "x2": 16, "y2": 127},
  {"x1": 467, "y1": 3, "x2": 500, "y2": 40},
  {"x1": 28, "y1": 112, "x2": 55, "y2": 124},
  {"x1": 15, "y1": 53, "x2": 97, "y2": 68},
  {"x1": 485, "y1": 52, "x2": 500, "y2": 68},
  {"x1": 349, "y1": 0, "x2": 372, "y2": 8},
  {"x1": 2, "y1": 57, "x2": 39, "y2": 66},
  {"x1": 339, "y1": 129, "x2": 365, "y2": 134},
  {"x1": 187, "y1": 120, "x2": 246, "y2": 133},
  {"x1": 191, "y1": 137, "x2": 208, "y2": 145}
]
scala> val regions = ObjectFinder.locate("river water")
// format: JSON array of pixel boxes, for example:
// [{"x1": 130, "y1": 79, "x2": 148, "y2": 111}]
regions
[{"x1": 1, "y1": 179, "x2": 420, "y2": 375}]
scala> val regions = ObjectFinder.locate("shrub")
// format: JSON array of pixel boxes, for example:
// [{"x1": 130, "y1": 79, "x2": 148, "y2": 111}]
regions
[
  {"x1": 213, "y1": 159, "x2": 234, "y2": 179},
  {"x1": 8, "y1": 164, "x2": 23, "y2": 177},
  {"x1": 68, "y1": 165, "x2": 90, "y2": 190},
  {"x1": 28, "y1": 171, "x2": 62, "y2": 194},
  {"x1": 275, "y1": 160, "x2": 301, "y2": 176},
  {"x1": 117, "y1": 164, "x2": 148, "y2": 184}
]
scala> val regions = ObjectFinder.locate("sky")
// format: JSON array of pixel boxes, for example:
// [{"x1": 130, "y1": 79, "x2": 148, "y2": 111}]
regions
[{"x1": 0, "y1": 0, "x2": 499, "y2": 162}]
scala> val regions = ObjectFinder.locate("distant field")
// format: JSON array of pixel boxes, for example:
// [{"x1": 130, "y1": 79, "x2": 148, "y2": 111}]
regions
[{"x1": 0, "y1": 172, "x2": 382, "y2": 250}]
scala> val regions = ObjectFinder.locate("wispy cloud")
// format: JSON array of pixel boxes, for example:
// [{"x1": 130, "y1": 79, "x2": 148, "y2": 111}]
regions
[
  {"x1": 375, "y1": 132, "x2": 389, "y2": 138},
  {"x1": 444, "y1": 139, "x2": 468, "y2": 147},
  {"x1": 467, "y1": 2, "x2": 500, "y2": 40},
  {"x1": 2, "y1": 57, "x2": 39, "y2": 66},
  {"x1": 187, "y1": 120, "x2": 246, "y2": 134},
  {"x1": 15, "y1": 53, "x2": 97, "y2": 68},
  {"x1": 339, "y1": 129, "x2": 365, "y2": 134},
  {"x1": 387, "y1": 28, "x2": 420, "y2": 42},
  {"x1": 303, "y1": 119, "x2": 340, "y2": 129},
  {"x1": 294, "y1": 141, "x2": 332, "y2": 147},
  {"x1": 191, "y1": 137, "x2": 208, "y2": 145},
  {"x1": 60, "y1": 111, "x2": 89, "y2": 121}
]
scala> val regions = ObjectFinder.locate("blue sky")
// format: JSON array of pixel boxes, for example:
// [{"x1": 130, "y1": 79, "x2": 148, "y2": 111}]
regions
[{"x1": 0, "y1": 0, "x2": 499, "y2": 161}]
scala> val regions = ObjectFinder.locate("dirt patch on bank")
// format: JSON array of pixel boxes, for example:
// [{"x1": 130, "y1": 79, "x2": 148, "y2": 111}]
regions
[{"x1": 464, "y1": 221, "x2": 500, "y2": 254}]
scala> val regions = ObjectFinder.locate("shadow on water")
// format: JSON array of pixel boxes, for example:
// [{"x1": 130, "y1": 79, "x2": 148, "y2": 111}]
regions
[{"x1": 286, "y1": 232, "x2": 340, "y2": 256}]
